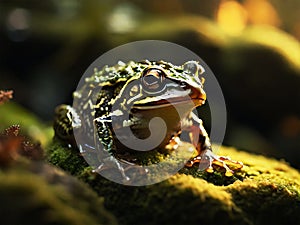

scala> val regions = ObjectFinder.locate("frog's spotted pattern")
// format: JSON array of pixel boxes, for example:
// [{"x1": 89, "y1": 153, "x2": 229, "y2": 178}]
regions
[{"x1": 54, "y1": 60, "x2": 243, "y2": 179}]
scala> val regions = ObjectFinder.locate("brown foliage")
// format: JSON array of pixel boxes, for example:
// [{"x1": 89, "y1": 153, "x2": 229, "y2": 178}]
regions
[
  {"x1": 0, "y1": 125, "x2": 44, "y2": 166},
  {"x1": 0, "y1": 90, "x2": 13, "y2": 105}
]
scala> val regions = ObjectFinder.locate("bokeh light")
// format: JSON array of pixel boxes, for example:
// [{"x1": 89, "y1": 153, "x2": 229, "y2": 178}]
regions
[
  {"x1": 6, "y1": 8, "x2": 31, "y2": 42},
  {"x1": 216, "y1": 0, "x2": 247, "y2": 36}
]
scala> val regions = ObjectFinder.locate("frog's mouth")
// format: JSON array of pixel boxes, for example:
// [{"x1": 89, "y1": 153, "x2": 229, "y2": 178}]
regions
[{"x1": 132, "y1": 88, "x2": 206, "y2": 109}]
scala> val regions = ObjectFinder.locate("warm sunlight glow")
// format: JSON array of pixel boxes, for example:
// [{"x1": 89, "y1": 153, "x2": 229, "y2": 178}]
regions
[
  {"x1": 244, "y1": 0, "x2": 280, "y2": 26},
  {"x1": 293, "y1": 22, "x2": 300, "y2": 40},
  {"x1": 216, "y1": 0, "x2": 248, "y2": 36}
]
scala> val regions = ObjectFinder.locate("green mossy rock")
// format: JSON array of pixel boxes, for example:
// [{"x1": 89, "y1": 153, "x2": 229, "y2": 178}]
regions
[
  {"x1": 47, "y1": 141, "x2": 300, "y2": 225},
  {"x1": 0, "y1": 160, "x2": 117, "y2": 225}
]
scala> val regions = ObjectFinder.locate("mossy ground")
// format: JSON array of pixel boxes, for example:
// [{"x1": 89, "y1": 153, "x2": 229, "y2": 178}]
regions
[
  {"x1": 2, "y1": 99, "x2": 298, "y2": 225},
  {"x1": 0, "y1": 159, "x2": 117, "y2": 225},
  {"x1": 47, "y1": 140, "x2": 300, "y2": 225}
]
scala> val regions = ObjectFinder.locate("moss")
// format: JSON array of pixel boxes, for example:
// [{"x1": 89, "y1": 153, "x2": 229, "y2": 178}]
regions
[
  {"x1": 47, "y1": 141, "x2": 300, "y2": 225},
  {"x1": 0, "y1": 160, "x2": 117, "y2": 225},
  {"x1": 81, "y1": 173, "x2": 248, "y2": 225},
  {"x1": 47, "y1": 139, "x2": 88, "y2": 175}
]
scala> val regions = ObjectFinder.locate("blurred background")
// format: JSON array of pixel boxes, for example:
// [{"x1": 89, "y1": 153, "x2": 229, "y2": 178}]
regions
[{"x1": 0, "y1": 0, "x2": 300, "y2": 168}]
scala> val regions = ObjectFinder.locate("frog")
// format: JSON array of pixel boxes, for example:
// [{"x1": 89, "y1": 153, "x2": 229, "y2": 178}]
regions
[{"x1": 54, "y1": 60, "x2": 243, "y2": 180}]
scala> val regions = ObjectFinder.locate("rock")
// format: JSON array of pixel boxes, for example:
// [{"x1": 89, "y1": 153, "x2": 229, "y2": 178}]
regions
[
  {"x1": 0, "y1": 159, "x2": 117, "y2": 225},
  {"x1": 47, "y1": 140, "x2": 300, "y2": 225}
]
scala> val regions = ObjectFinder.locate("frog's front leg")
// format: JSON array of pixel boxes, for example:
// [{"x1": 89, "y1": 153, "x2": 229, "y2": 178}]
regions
[
  {"x1": 93, "y1": 113, "x2": 149, "y2": 181},
  {"x1": 93, "y1": 115, "x2": 131, "y2": 181},
  {"x1": 184, "y1": 112, "x2": 243, "y2": 176}
]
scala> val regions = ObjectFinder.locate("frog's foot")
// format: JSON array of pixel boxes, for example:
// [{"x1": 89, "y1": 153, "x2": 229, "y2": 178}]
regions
[
  {"x1": 186, "y1": 150, "x2": 243, "y2": 177},
  {"x1": 92, "y1": 156, "x2": 149, "y2": 182},
  {"x1": 92, "y1": 156, "x2": 131, "y2": 181}
]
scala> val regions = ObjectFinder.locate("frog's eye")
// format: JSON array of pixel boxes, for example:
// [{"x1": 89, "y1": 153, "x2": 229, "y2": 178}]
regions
[
  {"x1": 141, "y1": 68, "x2": 166, "y2": 93},
  {"x1": 183, "y1": 61, "x2": 205, "y2": 77}
]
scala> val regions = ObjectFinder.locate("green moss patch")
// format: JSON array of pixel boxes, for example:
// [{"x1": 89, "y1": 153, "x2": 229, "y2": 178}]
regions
[
  {"x1": 0, "y1": 160, "x2": 117, "y2": 225},
  {"x1": 47, "y1": 141, "x2": 300, "y2": 225}
]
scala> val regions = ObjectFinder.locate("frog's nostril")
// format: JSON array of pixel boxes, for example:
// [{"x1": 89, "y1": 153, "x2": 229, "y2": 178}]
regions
[
  {"x1": 183, "y1": 61, "x2": 205, "y2": 77},
  {"x1": 179, "y1": 82, "x2": 187, "y2": 89}
]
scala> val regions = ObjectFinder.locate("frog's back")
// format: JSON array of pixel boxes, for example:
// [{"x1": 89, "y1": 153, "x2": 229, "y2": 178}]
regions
[{"x1": 72, "y1": 61, "x2": 139, "y2": 120}]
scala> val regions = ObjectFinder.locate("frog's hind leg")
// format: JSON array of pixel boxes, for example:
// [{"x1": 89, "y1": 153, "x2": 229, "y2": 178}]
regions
[{"x1": 53, "y1": 104, "x2": 81, "y2": 145}]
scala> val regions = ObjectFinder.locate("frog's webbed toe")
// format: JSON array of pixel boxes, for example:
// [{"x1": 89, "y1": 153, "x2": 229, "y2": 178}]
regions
[
  {"x1": 186, "y1": 150, "x2": 243, "y2": 177},
  {"x1": 93, "y1": 156, "x2": 131, "y2": 181},
  {"x1": 93, "y1": 155, "x2": 149, "y2": 182}
]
